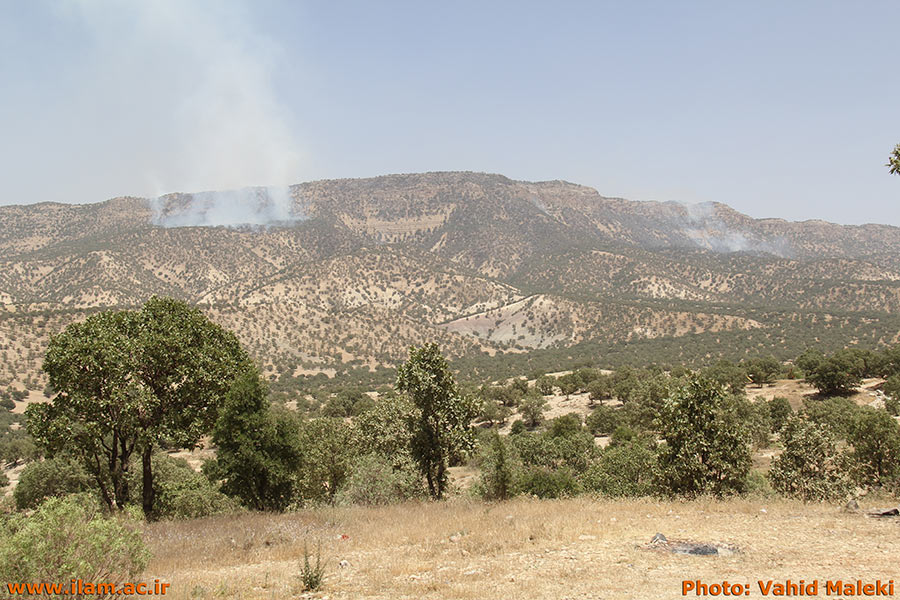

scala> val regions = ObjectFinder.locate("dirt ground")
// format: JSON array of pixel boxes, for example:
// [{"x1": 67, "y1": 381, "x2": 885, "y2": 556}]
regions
[{"x1": 142, "y1": 496, "x2": 900, "y2": 600}]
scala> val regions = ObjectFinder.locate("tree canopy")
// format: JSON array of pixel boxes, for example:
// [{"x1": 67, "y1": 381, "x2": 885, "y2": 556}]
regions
[
  {"x1": 395, "y1": 343, "x2": 479, "y2": 499},
  {"x1": 888, "y1": 143, "x2": 900, "y2": 176},
  {"x1": 27, "y1": 296, "x2": 252, "y2": 517}
]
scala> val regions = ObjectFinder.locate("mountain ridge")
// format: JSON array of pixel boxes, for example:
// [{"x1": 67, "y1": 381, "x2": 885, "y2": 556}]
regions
[{"x1": 1, "y1": 171, "x2": 899, "y2": 392}]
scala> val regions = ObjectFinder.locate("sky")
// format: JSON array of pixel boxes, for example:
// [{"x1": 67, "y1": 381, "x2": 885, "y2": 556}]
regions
[{"x1": 1, "y1": 0, "x2": 898, "y2": 225}]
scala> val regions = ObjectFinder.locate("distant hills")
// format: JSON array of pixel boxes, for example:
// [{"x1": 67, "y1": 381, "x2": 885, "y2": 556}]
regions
[{"x1": 3, "y1": 171, "x2": 900, "y2": 390}]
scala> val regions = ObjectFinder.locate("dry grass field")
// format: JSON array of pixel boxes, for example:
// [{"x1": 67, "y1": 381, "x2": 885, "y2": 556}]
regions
[{"x1": 143, "y1": 496, "x2": 900, "y2": 600}]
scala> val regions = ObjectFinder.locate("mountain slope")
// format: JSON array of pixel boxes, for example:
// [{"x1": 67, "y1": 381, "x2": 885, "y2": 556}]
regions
[{"x1": 2, "y1": 171, "x2": 899, "y2": 391}]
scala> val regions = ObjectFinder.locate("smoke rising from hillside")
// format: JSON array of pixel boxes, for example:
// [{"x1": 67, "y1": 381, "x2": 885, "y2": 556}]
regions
[
  {"x1": 150, "y1": 186, "x2": 306, "y2": 228},
  {"x1": 62, "y1": 0, "x2": 305, "y2": 225},
  {"x1": 681, "y1": 201, "x2": 792, "y2": 257}
]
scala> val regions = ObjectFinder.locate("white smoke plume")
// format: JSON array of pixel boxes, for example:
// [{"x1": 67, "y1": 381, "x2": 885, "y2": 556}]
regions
[
  {"x1": 62, "y1": 0, "x2": 306, "y2": 226},
  {"x1": 680, "y1": 201, "x2": 793, "y2": 257},
  {"x1": 151, "y1": 186, "x2": 305, "y2": 228}
]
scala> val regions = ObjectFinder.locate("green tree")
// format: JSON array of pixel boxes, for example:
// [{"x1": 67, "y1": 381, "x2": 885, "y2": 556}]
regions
[
  {"x1": 744, "y1": 356, "x2": 781, "y2": 387},
  {"x1": 535, "y1": 375, "x2": 556, "y2": 395},
  {"x1": 28, "y1": 296, "x2": 252, "y2": 518},
  {"x1": 887, "y1": 142, "x2": 900, "y2": 175},
  {"x1": 352, "y1": 395, "x2": 416, "y2": 467},
  {"x1": 395, "y1": 343, "x2": 479, "y2": 499},
  {"x1": 586, "y1": 376, "x2": 613, "y2": 405},
  {"x1": 519, "y1": 390, "x2": 548, "y2": 429},
  {"x1": 210, "y1": 370, "x2": 301, "y2": 511},
  {"x1": 582, "y1": 439, "x2": 657, "y2": 497},
  {"x1": 557, "y1": 373, "x2": 581, "y2": 399},
  {"x1": 806, "y1": 354, "x2": 862, "y2": 396},
  {"x1": 848, "y1": 408, "x2": 900, "y2": 487},
  {"x1": 768, "y1": 415, "x2": 850, "y2": 501},
  {"x1": 479, "y1": 431, "x2": 515, "y2": 500},
  {"x1": 767, "y1": 396, "x2": 793, "y2": 432},
  {"x1": 298, "y1": 417, "x2": 356, "y2": 504},
  {"x1": 655, "y1": 376, "x2": 751, "y2": 497},
  {"x1": 585, "y1": 404, "x2": 620, "y2": 436}
]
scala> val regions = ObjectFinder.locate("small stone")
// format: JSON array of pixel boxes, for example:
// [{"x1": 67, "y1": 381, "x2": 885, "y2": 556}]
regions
[
  {"x1": 650, "y1": 532, "x2": 668, "y2": 544},
  {"x1": 845, "y1": 498, "x2": 859, "y2": 512},
  {"x1": 449, "y1": 534, "x2": 461, "y2": 543},
  {"x1": 760, "y1": 508, "x2": 767, "y2": 514},
  {"x1": 339, "y1": 560, "x2": 350, "y2": 569}
]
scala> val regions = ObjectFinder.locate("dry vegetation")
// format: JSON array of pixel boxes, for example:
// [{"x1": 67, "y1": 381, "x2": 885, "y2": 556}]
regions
[
  {"x1": 4, "y1": 173, "x2": 900, "y2": 389},
  {"x1": 143, "y1": 496, "x2": 900, "y2": 600}
]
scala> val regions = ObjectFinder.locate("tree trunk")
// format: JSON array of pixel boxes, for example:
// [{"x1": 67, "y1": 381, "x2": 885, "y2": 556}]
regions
[{"x1": 141, "y1": 446, "x2": 155, "y2": 519}]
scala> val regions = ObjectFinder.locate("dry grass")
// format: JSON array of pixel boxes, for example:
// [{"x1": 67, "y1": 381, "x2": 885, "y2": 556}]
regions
[{"x1": 143, "y1": 496, "x2": 900, "y2": 599}]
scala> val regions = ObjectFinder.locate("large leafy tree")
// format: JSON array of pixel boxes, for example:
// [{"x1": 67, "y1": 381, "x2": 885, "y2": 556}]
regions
[
  {"x1": 395, "y1": 343, "x2": 479, "y2": 499},
  {"x1": 27, "y1": 296, "x2": 252, "y2": 518},
  {"x1": 655, "y1": 376, "x2": 751, "y2": 497},
  {"x1": 209, "y1": 369, "x2": 301, "y2": 511}
]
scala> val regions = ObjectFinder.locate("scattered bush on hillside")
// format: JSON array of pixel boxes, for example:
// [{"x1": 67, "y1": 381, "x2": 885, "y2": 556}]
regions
[
  {"x1": 0, "y1": 494, "x2": 149, "y2": 588},
  {"x1": 768, "y1": 415, "x2": 851, "y2": 502},
  {"x1": 14, "y1": 456, "x2": 93, "y2": 511}
]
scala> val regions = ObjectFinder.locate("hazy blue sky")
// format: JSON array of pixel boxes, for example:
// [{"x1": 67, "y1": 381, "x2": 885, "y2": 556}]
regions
[{"x1": 1, "y1": 1, "x2": 898, "y2": 224}]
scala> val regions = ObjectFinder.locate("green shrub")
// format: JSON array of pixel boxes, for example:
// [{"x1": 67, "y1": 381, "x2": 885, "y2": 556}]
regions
[
  {"x1": 547, "y1": 413, "x2": 582, "y2": 437},
  {"x1": 14, "y1": 456, "x2": 93, "y2": 511},
  {"x1": 299, "y1": 542, "x2": 326, "y2": 592},
  {"x1": 336, "y1": 453, "x2": 422, "y2": 505},
  {"x1": 743, "y1": 469, "x2": 775, "y2": 498},
  {"x1": 129, "y1": 454, "x2": 240, "y2": 520},
  {"x1": 516, "y1": 466, "x2": 581, "y2": 498},
  {"x1": 478, "y1": 432, "x2": 517, "y2": 501},
  {"x1": 0, "y1": 494, "x2": 149, "y2": 589},
  {"x1": 803, "y1": 396, "x2": 860, "y2": 440},
  {"x1": 582, "y1": 440, "x2": 656, "y2": 497},
  {"x1": 768, "y1": 416, "x2": 851, "y2": 502},
  {"x1": 768, "y1": 396, "x2": 793, "y2": 431},
  {"x1": 586, "y1": 405, "x2": 620, "y2": 436}
]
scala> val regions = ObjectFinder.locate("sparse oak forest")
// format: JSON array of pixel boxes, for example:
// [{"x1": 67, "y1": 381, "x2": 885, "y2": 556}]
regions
[{"x1": 2, "y1": 173, "x2": 900, "y2": 598}]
